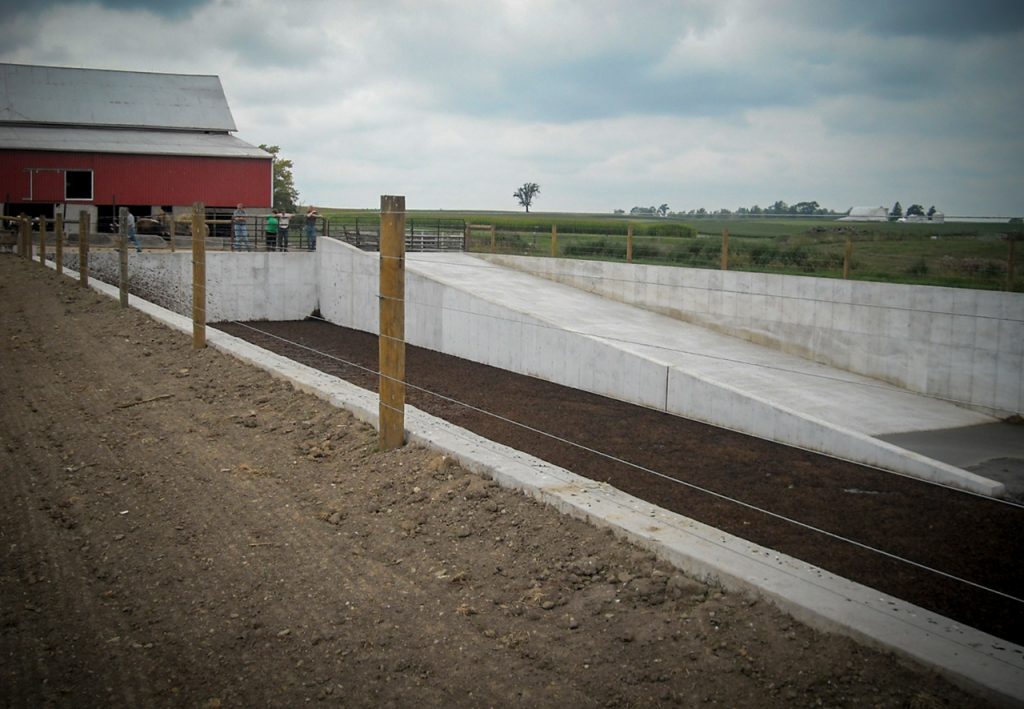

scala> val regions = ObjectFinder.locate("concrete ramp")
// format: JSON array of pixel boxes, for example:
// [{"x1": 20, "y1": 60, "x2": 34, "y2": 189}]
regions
[
  {"x1": 395, "y1": 252, "x2": 1003, "y2": 497},
  {"x1": 880, "y1": 423, "x2": 1024, "y2": 501}
]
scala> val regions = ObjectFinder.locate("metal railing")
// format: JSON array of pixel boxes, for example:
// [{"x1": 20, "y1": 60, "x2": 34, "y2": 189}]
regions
[{"x1": 326, "y1": 217, "x2": 466, "y2": 252}]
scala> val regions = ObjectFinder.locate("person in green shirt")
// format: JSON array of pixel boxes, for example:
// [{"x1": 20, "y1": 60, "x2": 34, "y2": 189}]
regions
[{"x1": 265, "y1": 210, "x2": 279, "y2": 251}]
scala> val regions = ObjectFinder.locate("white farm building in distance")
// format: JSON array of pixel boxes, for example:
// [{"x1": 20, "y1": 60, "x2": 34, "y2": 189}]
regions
[
  {"x1": 839, "y1": 206, "x2": 888, "y2": 222},
  {"x1": 839, "y1": 206, "x2": 947, "y2": 223}
]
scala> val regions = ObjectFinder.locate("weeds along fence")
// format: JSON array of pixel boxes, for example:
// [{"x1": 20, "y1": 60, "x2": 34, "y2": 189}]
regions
[{"x1": 465, "y1": 221, "x2": 1023, "y2": 292}]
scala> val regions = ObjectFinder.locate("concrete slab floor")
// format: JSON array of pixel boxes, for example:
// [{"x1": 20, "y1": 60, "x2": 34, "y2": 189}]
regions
[{"x1": 879, "y1": 422, "x2": 1024, "y2": 501}]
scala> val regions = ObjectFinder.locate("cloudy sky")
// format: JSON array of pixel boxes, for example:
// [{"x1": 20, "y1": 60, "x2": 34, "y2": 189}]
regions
[{"x1": 2, "y1": 0, "x2": 1022, "y2": 216}]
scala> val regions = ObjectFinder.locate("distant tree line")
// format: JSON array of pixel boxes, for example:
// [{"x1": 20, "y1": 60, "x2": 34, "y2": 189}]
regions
[
  {"x1": 737, "y1": 200, "x2": 837, "y2": 216},
  {"x1": 621, "y1": 204, "x2": 671, "y2": 217},
  {"x1": 617, "y1": 200, "x2": 839, "y2": 217},
  {"x1": 613, "y1": 200, "x2": 949, "y2": 220},
  {"x1": 890, "y1": 202, "x2": 940, "y2": 219}
]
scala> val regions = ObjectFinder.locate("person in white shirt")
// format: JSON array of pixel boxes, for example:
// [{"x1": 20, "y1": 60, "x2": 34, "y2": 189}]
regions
[{"x1": 278, "y1": 209, "x2": 293, "y2": 251}]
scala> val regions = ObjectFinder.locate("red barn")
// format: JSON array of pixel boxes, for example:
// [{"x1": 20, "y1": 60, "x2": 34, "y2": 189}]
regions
[{"x1": 0, "y1": 63, "x2": 272, "y2": 232}]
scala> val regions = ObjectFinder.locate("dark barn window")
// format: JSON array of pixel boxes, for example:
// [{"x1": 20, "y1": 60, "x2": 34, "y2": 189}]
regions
[{"x1": 65, "y1": 170, "x2": 93, "y2": 200}]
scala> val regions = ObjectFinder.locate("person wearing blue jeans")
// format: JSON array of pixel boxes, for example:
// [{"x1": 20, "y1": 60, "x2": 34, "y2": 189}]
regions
[
  {"x1": 304, "y1": 205, "x2": 319, "y2": 250},
  {"x1": 278, "y1": 210, "x2": 292, "y2": 251},
  {"x1": 232, "y1": 204, "x2": 251, "y2": 251},
  {"x1": 126, "y1": 212, "x2": 141, "y2": 253}
]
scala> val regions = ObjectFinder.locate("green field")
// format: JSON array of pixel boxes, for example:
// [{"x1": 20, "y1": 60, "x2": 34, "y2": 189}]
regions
[{"x1": 320, "y1": 209, "x2": 1023, "y2": 292}]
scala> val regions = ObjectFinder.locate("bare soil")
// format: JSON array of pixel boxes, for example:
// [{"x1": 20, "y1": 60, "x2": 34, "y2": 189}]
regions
[
  {"x1": 216, "y1": 319, "x2": 1024, "y2": 647},
  {"x1": 0, "y1": 254, "x2": 1007, "y2": 708}
]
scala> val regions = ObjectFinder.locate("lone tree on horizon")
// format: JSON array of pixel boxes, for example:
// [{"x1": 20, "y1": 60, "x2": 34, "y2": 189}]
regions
[{"x1": 514, "y1": 182, "x2": 540, "y2": 212}]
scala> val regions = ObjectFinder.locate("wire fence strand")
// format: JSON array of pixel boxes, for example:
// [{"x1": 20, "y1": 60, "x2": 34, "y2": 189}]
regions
[
  {"x1": 57, "y1": 245, "x2": 1024, "y2": 606},
  {"x1": 223, "y1": 317, "x2": 1024, "y2": 606}
]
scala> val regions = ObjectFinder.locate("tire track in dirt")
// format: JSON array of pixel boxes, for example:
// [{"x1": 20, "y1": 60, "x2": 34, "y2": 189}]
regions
[{"x1": 1, "y1": 313, "x2": 152, "y2": 706}]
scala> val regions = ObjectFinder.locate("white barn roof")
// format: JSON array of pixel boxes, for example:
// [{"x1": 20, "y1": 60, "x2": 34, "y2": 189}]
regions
[
  {"x1": 1, "y1": 63, "x2": 237, "y2": 132},
  {"x1": 0, "y1": 125, "x2": 268, "y2": 158}
]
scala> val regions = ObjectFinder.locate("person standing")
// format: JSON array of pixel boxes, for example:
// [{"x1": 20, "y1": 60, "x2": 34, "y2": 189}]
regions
[
  {"x1": 278, "y1": 209, "x2": 293, "y2": 251},
  {"x1": 232, "y1": 204, "x2": 251, "y2": 251},
  {"x1": 265, "y1": 210, "x2": 279, "y2": 251},
  {"x1": 126, "y1": 212, "x2": 141, "y2": 253},
  {"x1": 304, "y1": 205, "x2": 319, "y2": 250}
]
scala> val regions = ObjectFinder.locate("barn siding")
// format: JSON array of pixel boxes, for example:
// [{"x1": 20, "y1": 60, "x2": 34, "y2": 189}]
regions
[{"x1": 0, "y1": 150, "x2": 272, "y2": 208}]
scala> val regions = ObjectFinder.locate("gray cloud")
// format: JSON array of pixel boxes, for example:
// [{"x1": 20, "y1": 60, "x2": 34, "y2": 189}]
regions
[
  {"x1": 361, "y1": 0, "x2": 1024, "y2": 126},
  {"x1": 0, "y1": 0, "x2": 208, "y2": 19},
  {"x1": 0, "y1": 0, "x2": 1021, "y2": 214},
  {"x1": 799, "y1": 0, "x2": 1024, "y2": 37}
]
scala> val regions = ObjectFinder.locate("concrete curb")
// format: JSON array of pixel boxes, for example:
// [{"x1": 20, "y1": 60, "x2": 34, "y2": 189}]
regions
[{"x1": 62, "y1": 263, "x2": 1024, "y2": 707}]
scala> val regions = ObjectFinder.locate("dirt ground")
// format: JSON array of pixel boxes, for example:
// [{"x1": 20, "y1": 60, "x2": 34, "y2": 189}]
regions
[
  {"x1": 216, "y1": 321, "x2": 1024, "y2": 648},
  {"x1": 0, "y1": 254, "x2": 1005, "y2": 708}
]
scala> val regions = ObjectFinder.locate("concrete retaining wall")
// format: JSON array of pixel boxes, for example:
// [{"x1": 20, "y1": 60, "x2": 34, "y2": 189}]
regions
[
  {"x1": 478, "y1": 255, "x2": 1024, "y2": 419},
  {"x1": 317, "y1": 239, "x2": 673, "y2": 410},
  {"x1": 63, "y1": 250, "x2": 317, "y2": 322}
]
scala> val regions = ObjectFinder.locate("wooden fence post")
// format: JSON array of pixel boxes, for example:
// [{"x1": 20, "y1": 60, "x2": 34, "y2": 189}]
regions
[
  {"x1": 551, "y1": 224, "x2": 558, "y2": 258},
  {"x1": 11, "y1": 217, "x2": 21, "y2": 257},
  {"x1": 843, "y1": 237, "x2": 854, "y2": 279},
  {"x1": 463, "y1": 223, "x2": 470, "y2": 252},
  {"x1": 38, "y1": 218, "x2": 46, "y2": 264},
  {"x1": 490, "y1": 225, "x2": 496, "y2": 253},
  {"x1": 118, "y1": 207, "x2": 129, "y2": 308},
  {"x1": 191, "y1": 203, "x2": 206, "y2": 349},
  {"x1": 165, "y1": 211, "x2": 176, "y2": 252},
  {"x1": 720, "y1": 228, "x2": 730, "y2": 270},
  {"x1": 379, "y1": 195, "x2": 406, "y2": 450},
  {"x1": 55, "y1": 213, "x2": 64, "y2": 276},
  {"x1": 78, "y1": 211, "x2": 90, "y2": 288},
  {"x1": 19, "y1": 217, "x2": 30, "y2": 259},
  {"x1": 627, "y1": 225, "x2": 634, "y2": 263}
]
